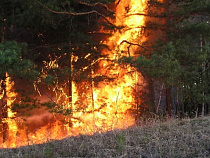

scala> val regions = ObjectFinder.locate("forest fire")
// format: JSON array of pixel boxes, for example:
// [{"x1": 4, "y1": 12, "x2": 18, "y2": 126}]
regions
[{"x1": 0, "y1": 0, "x2": 146, "y2": 148}]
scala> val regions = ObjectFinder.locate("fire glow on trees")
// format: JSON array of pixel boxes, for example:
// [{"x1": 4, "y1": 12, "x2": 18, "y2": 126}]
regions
[{"x1": 0, "y1": 0, "x2": 147, "y2": 148}]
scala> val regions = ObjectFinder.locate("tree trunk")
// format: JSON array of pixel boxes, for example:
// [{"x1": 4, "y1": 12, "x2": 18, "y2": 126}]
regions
[
  {"x1": 200, "y1": 34, "x2": 205, "y2": 117},
  {"x1": 0, "y1": 75, "x2": 9, "y2": 143},
  {"x1": 166, "y1": 87, "x2": 171, "y2": 116},
  {"x1": 163, "y1": 0, "x2": 172, "y2": 117},
  {"x1": 1, "y1": 26, "x2": 5, "y2": 43},
  {"x1": 156, "y1": 82, "x2": 164, "y2": 113},
  {"x1": 68, "y1": 52, "x2": 72, "y2": 105},
  {"x1": 90, "y1": 56, "x2": 95, "y2": 113}
]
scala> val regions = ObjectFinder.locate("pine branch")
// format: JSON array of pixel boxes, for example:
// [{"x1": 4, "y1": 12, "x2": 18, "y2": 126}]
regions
[
  {"x1": 116, "y1": 0, "x2": 121, "y2": 6},
  {"x1": 120, "y1": 40, "x2": 149, "y2": 49},
  {"x1": 120, "y1": 40, "x2": 150, "y2": 57},
  {"x1": 34, "y1": 0, "x2": 114, "y2": 25},
  {"x1": 75, "y1": 0, "x2": 114, "y2": 13}
]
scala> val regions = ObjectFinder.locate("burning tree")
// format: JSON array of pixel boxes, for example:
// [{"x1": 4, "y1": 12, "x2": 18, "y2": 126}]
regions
[
  {"x1": 0, "y1": 41, "x2": 38, "y2": 143},
  {"x1": 1, "y1": 0, "x2": 209, "y2": 148},
  {"x1": 1, "y1": 0, "x2": 144, "y2": 147},
  {"x1": 122, "y1": 0, "x2": 210, "y2": 117}
]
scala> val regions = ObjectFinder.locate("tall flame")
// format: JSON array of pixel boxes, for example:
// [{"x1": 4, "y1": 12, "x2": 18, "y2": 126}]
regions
[
  {"x1": 1, "y1": 0, "x2": 147, "y2": 148},
  {"x1": 0, "y1": 73, "x2": 18, "y2": 147}
]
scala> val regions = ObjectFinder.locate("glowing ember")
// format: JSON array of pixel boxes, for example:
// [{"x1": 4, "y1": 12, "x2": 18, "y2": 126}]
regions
[{"x1": 0, "y1": 0, "x2": 147, "y2": 148}]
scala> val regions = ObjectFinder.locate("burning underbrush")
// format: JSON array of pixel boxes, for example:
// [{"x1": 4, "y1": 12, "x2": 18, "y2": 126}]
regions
[
  {"x1": 0, "y1": 103, "x2": 136, "y2": 148},
  {"x1": 0, "y1": 116, "x2": 209, "y2": 158}
]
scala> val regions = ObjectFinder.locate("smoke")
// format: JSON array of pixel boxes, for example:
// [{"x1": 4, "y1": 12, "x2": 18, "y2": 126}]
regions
[{"x1": 21, "y1": 108, "x2": 56, "y2": 133}]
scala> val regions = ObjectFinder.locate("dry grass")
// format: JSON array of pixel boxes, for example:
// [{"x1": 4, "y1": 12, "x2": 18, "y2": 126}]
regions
[{"x1": 0, "y1": 116, "x2": 210, "y2": 158}]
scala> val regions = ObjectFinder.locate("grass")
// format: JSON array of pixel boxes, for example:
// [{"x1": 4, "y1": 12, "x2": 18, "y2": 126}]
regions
[{"x1": 0, "y1": 116, "x2": 210, "y2": 158}]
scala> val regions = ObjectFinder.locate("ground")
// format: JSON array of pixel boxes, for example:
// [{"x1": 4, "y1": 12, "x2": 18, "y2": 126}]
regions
[{"x1": 0, "y1": 116, "x2": 210, "y2": 158}]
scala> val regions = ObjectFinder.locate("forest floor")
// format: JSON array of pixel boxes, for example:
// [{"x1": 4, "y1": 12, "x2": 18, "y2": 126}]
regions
[{"x1": 0, "y1": 115, "x2": 210, "y2": 158}]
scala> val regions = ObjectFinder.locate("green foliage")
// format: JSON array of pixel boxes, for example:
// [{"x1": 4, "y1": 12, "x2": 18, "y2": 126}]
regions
[
  {"x1": 44, "y1": 144, "x2": 54, "y2": 158},
  {"x1": 0, "y1": 41, "x2": 39, "y2": 80},
  {"x1": 115, "y1": 132, "x2": 126, "y2": 151},
  {"x1": 117, "y1": 56, "x2": 134, "y2": 64},
  {"x1": 135, "y1": 42, "x2": 180, "y2": 86},
  {"x1": 42, "y1": 102, "x2": 72, "y2": 115}
]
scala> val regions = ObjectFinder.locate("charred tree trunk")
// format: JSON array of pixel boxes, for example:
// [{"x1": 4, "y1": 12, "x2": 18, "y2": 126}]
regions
[
  {"x1": 0, "y1": 76, "x2": 9, "y2": 143},
  {"x1": 90, "y1": 55, "x2": 95, "y2": 113},
  {"x1": 68, "y1": 51, "x2": 73, "y2": 127},
  {"x1": 68, "y1": 52, "x2": 72, "y2": 106}
]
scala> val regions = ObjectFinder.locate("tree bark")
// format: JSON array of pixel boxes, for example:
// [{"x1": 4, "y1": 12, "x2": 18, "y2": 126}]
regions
[
  {"x1": 0, "y1": 76, "x2": 9, "y2": 143},
  {"x1": 166, "y1": 87, "x2": 171, "y2": 116},
  {"x1": 200, "y1": 34, "x2": 205, "y2": 117}
]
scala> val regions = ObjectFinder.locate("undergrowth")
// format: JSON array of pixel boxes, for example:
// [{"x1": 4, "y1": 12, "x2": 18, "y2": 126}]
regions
[{"x1": 0, "y1": 116, "x2": 210, "y2": 158}]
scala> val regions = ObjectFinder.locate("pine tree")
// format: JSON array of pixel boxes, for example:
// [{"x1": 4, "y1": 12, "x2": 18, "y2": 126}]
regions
[{"x1": 122, "y1": 0, "x2": 210, "y2": 117}]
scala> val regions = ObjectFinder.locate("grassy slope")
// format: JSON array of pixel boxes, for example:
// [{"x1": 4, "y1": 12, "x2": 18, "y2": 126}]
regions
[{"x1": 0, "y1": 116, "x2": 210, "y2": 158}]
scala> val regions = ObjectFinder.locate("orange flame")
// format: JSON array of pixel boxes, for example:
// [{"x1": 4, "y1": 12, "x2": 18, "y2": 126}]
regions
[
  {"x1": 0, "y1": 73, "x2": 18, "y2": 148},
  {"x1": 1, "y1": 0, "x2": 147, "y2": 148}
]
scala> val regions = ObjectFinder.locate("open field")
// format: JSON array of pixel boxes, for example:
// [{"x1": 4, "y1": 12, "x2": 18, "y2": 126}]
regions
[{"x1": 0, "y1": 116, "x2": 210, "y2": 158}]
